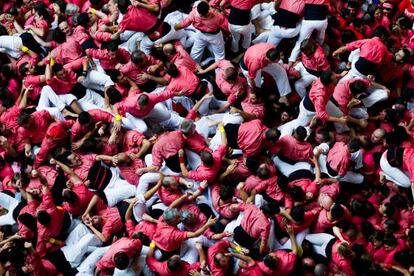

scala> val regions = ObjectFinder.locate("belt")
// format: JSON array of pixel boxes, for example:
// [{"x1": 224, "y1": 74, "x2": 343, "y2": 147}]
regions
[
  {"x1": 240, "y1": 55, "x2": 248, "y2": 71},
  {"x1": 303, "y1": 65, "x2": 322, "y2": 77},
  {"x1": 201, "y1": 28, "x2": 221, "y2": 35},
  {"x1": 326, "y1": 162, "x2": 339, "y2": 177}
]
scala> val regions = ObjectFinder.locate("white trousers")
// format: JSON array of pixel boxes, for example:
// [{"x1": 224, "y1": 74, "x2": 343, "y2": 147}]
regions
[
  {"x1": 122, "y1": 113, "x2": 148, "y2": 133},
  {"x1": 190, "y1": 30, "x2": 225, "y2": 63},
  {"x1": 289, "y1": 19, "x2": 328, "y2": 62},
  {"x1": 38, "y1": 85, "x2": 77, "y2": 111},
  {"x1": 81, "y1": 71, "x2": 114, "y2": 92},
  {"x1": 318, "y1": 154, "x2": 364, "y2": 184},
  {"x1": 0, "y1": 192, "x2": 18, "y2": 226},
  {"x1": 274, "y1": 229, "x2": 309, "y2": 251},
  {"x1": 61, "y1": 224, "x2": 102, "y2": 268},
  {"x1": 140, "y1": 26, "x2": 186, "y2": 54},
  {"x1": 78, "y1": 90, "x2": 106, "y2": 111},
  {"x1": 229, "y1": 23, "x2": 254, "y2": 53},
  {"x1": 267, "y1": 23, "x2": 301, "y2": 47},
  {"x1": 380, "y1": 152, "x2": 410, "y2": 188},
  {"x1": 0, "y1": 35, "x2": 23, "y2": 59},
  {"x1": 305, "y1": 233, "x2": 335, "y2": 257},
  {"x1": 104, "y1": 167, "x2": 137, "y2": 207},
  {"x1": 272, "y1": 155, "x2": 312, "y2": 177},
  {"x1": 120, "y1": 31, "x2": 144, "y2": 53},
  {"x1": 77, "y1": 246, "x2": 110, "y2": 276},
  {"x1": 294, "y1": 62, "x2": 318, "y2": 98}
]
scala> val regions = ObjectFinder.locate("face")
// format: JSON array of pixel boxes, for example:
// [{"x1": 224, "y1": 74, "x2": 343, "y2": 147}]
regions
[
  {"x1": 394, "y1": 49, "x2": 405, "y2": 63},
  {"x1": 281, "y1": 111, "x2": 291, "y2": 123},
  {"x1": 5, "y1": 13, "x2": 15, "y2": 22},
  {"x1": 250, "y1": 94, "x2": 258, "y2": 104},
  {"x1": 348, "y1": 7, "x2": 357, "y2": 16},
  {"x1": 314, "y1": 133, "x2": 326, "y2": 144},
  {"x1": 25, "y1": 63, "x2": 36, "y2": 74},
  {"x1": 34, "y1": 12, "x2": 41, "y2": 22},
  {"x1": 56, "y1": 70, "x2": 67, "y2": 80},
  {"x1": 374, "y1": 9, "x2": 382, "y2": 20},
  {"x1": 382, "y1": 6, "x2": 392, "y2": 15},
  {"x1": 59, "y1": 22, "x2": 72, "y2": 36},
  {"x1": 370, "y1": 130, "x2": 384, "y2": 144},
  {"x1": 91, "y1": 216, "x2": 103, "y2": 227},
  {"x1": 215, "y1": 253, "x2": 228, "y2": 267},
  {"x1": 68, "y1": 153, "x2": 82, "y2": 167}
]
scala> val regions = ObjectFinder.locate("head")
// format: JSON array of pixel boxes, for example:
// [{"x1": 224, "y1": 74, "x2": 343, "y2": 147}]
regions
[
  {"x1": 383, "y1": 233, "x2": 397, "y2": 251},
  {"x1": 197, "y1": 1, "x2": 210, "y2": 17},
  {"x1": 5, "y1": 7, "x2": 18, "y2": 22},
  {"x1": 263, "y1": 253, "x2": 279, "y2": 270},
  {"x1": 337, "y1": 242, "x2": 355, "y2": 259},
  {"x1": 393, "y1": 48, "x2": 412, "y2": 63},
  {"x1": 200, "y1": 150, "x2": 214, "y2": 167},
  {"x1": 371, "y1": 230, "x2": 384, "y2": 248},
  {"x1": 59, "y1": 21, "x2": 72, "y2": 36},
  {"x1": 260, "y1": 201, "x2": 280, "y2": 218},
  {"x1": 381, "y1": 2, "x2": 393, "y2": 16},
  {"x1": 52, "y1": 28, "x2": 66, "y2": 44},
  {"x1": 162, "y1": 177, "x2": 179, "y2": 190},
  {"x1": 137, "y1": 94, "x2": 150, "y2": 109},
  {"x1": 257, "y1": 164, "x2": 271, "y2": 179},
  {"x1": 167, "y1": 255, "x2": 182, "y2": 272},
  {"x1": 180, "y1": 120, "x2": 195, "y2": 136},
  {"x1": 347, "y1": 138, "x2": 360, "y2": 153},
  {"x1": 370, "y1": 128, "x2": 385, "y2": 144},
  {"x1": 379, "y1": 202, "x2": 395, "y2": 218},
  {"x1": 330, "y1": 203, "x2": 344, "y2": 220},
  {"x1": 76, "y1": 12, "x2": 90, "y2": 28},
  {"x1": 163, "y1": 208, "x2": 181, "y2": 225},
  {"x1": 114, "y1": 252, "x2": 129, "y2": 270},
  {"x1": 162, "y1": 43, "x2": 176, "y2": 57},
  {"x1": 219, "y1": 185, "x2": 235, "y2": 202},
  {"x1": 131, "y1": 50, "x2": 147, "y2": 65},
  {"x1": 78, "y1": 111, "x2": 93, "y2": 127},
  {"x1": 349, "y1": 80, "x2": 368, "y2": 96},
  {"x1": 36, "y1": 210, "x2": 51, "y2": 225},
  {"x1": 90, "y1": 215, "x2": 104, "y2": 228},
  {"x1": 291, "y1": 206, "x2": 305, "y2": 223},
  {"x1": 34, "y1": 7, "x2": 49, "y2": 22},
  {"x1": 105, "y1": 41, "x2": 119, "y2": 58},
  {"x1": 373, "y1": 26, "x2": 389, "y2": 41},
  {"x1": 180, "y1": 210, "x2": 196, "y2": 225},
  {"x1": 214, "y1": 252, "x2": 229, "y2": 267},
  {"x1": 264, "y1": 128, "x2": 281, "y2": 145},
  {"x1": 17, "y1": 112, "x2": 33, "y2": 128},
  {"x1": 300, "y1": 39, "x2": 317, "y2": 57},
  {"x1": 52, "y1": 64, "x2": 67, "y2": 80},
  {"x1": 222, "y1": 66, "x2": 238, "y2": 82},
  {"x1": 320, "y1": 71, "x2": 336, "y2": 86},
  {"x1": 106, "y1": 86, "x2": 123, "y2": 105},
  {"x1": 62, "y1": 189, "x2": 78, "y2": 204},
  {"x1": 67, "y1": 152, "x2": 82, "y2": 167},
  {"x1": 266, "y1": 48, "x2": 280, "y2": 62},
  {"x1": 165, "y1": 62, "x2": 180, "y2": 77},
  {"x1": 294, "y1": 126, "x2": 307, "y2": 141}
]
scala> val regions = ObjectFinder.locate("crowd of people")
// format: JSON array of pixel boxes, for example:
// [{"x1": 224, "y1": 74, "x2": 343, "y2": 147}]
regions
[{"x1": 0, "y1": 0, "x2": 414, "y2": 275}]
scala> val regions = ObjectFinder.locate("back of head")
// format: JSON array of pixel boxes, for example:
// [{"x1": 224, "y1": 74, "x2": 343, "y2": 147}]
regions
[
  {"x1": 52, "y1": 28, "x2": 66, "y2": 44},
  {"x1": 266, "y1": 48, "x2": 280, "y2": 61},
  {"x1": 114, "y1": 252, "x2": 129, "y2": 270},
  {"x1": 106, "y1": 86, "x2": 123, "y2": 104},
  {"x1": 167, "y1": 256, "x2": 182, "y2": 271},
  {"x1": 291, "y1": 206, "x2": 305, "y2": 222},
  {"x1": 347, "y1": 138, "x2": 360, "y2": 152},
  {"x1": 219, "y1": 185, "x2": 235, "y2": 201},
  {"x1": 17, "y1": 112, "x2": 31, "y2": 126},
  {"x1": 37, "y1": 210, "x2": 51, "y2": 225},
  {"x1": 263, "y1": 254, "x2": 278, "y2": 269},
  {"x1": 180, "y1": 120, "x2": 194, "y2": 135},
  {"x1": 289, "y1": 185, "x2": 305, "y2": 201},
  {"x1": 105, "y1": 40, "x2": 119, "y2": 52},
  {"x1": 373, "y1": 26, "x2": 389, "y2": 40},
  {"x1": 261, "y1": 201, "x2": 280, "y2": 217},
  {"x1": 320, "y1": 71, "x2": 333, "y2": 86},
  {"x1": 138, "y1": 94, "x2": 150, "y2": 107},
  {"x1": 163, "y1": 208, "x2": 180, "y2": 225},
  {"x1": 200, "y1": 150, "x2": 214, "y2": 167},
  {"x1": 294, "y1": 126, "x2": 307, "y2": 141},
  {"x1": 78, "y1": 111, "x2": 92, "y2": 125},
  {"x1": 131, "y1": 50, "x2": 146, "y2": 65},
  {"x1": 300, "y1": 39, "x2": 316, "y2": 56},
  {"x1": 62, "y1": 189, "x2": 78, "y2": 204},
  {"x1": 331, "y1": 203, "x2": 344, "y2": 220},
  {"x1": 165, "y1": 62, "x2": 179, "y2": 77},
  {"x1": 349, "y1": 80, "x2": 368, "y2": 95},
  {"x1": 76, "y1": 13, "x2": 90, "y2": 27},
  {"x1": 197, "y1": 1, "x2": 210, "y2": 16},
  {"x1": 265, "y1": 128, "x2": 281, "y2": 143}
]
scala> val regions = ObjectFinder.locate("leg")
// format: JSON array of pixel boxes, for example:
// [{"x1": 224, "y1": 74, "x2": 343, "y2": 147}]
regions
[
  {"x1": 262, "y1": 63, "x2": 292, "y2": 97},
  {"x1": 209, "y1": 32, "x2": 226, "y2": 61},
  {"x1": 380, "y1": 153, "x2": 411, "y2": 188},
  {"x1": 229, "y1": 24, "x2": 242, "y2": 53},
  {"x1": 123, "y1": 113, "x2": 148, "y2": 133},
  {"x1": 190, "y1": 32, "x2": 208, "y2": 63}
]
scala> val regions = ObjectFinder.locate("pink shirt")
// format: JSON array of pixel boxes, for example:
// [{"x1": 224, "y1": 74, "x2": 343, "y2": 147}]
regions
[
  {"x1": 120, "y1": 56, "x2": 159, "y2": 84},
  {"x1": 187, "y1": 144, "x2": 227, "y2": 182},
  {"x1": 403, "y1": 147, "x2": 414, "y2": 182},
  {"x1": 46, "y1": 69, "x2": 77, "y2": 95},
  {"x1": 330, "y1": 240, "x2": 355, "y2": 276},
  {"x1": 257, "y1": 250, "x2": 297, "y2": 276},
  {"x1": 208, "y1": 240, "x2": 231, "y2": 276},
  {"x1": 23, "y1": 75, "x2": 43, "y2": 100},
  {"x1": 215, "y1": 60, "x2": 247, "y2": 103},
  {"x1": 272, "y1": 135, "x2": 313, "y2": 161},
  {"x1": 71, "y1": 109, "x2": 113, "y2": 141},
  {"x1": 68, "y1": 26, "x2": 91, "y2": 45},
  {"x1": 184, "y1": 131, "x2": 209, "y2": 153},
  {"x1": 244, "y1": 43, "x2": 275, "y2": 80},
  {"x1": 147, "y1": 258, "x2": 200, "y2": 276},
  {"x1": 122, "y1": 130, "x2": 145, "y2": 153},
  {"x1": 51, "y1": 40, "x2": 83, "y2": 66},
  {"x1": 126, "y1": 220, "x2": 157, "y2": 239},
  {"x1": 237, "y1": 119, "x2": 268, "y2": 157},
  {"x1": 151, "y1": 131, "x2": 185, "y2": 167},
  {"x1": 98, "y1": 207, "x2": 124, "y2": 240},
  {"x1": 309, "y1": 78, "x2": 335, "y2": 121},
  {"x1": 0, "y1": 104, "x2": 21, "y2": 132},
  {"x1": 86, "y1": 48, "x2": 130, "y2": 70},
  {"x1": 73, "y1": 153, "x2": 97, "y2": 181},
  {"x1": 226, "y1": 0, "x2": 262, "y2": 9},
  {"x1": 237, "y1": 203, "x2": 270, "y2": 241},
  {"x1": 17, "y1": 110, "x2": 53, "y2": 150},
  {"x1": 211, "y1": 184, "x2": 239, "y2": 220},
  {"x1": 345, "y1": 37, "x2": 391, "y2": 65},
  {"x1": 96, "y1": 237, "x2": 142, "y2": 271},
  {"x1": 62, "y1": 183, "x2": 98, "y2": 217},
  {"x1": 301, "y1": 45, "x2": 330, "y2": 72},
  {"x1": 180, "y1": 6, "x2": 227, "y2": 33},
  {"x1": 164, "y1": 66, "x2": 200, "y2": 97},
  {"x1": 119, "y1": 5, "x2": 158, "y2": 33},
  {"x1": 333, "y1": 78, "x2": 370, "y2": 114},
  {"x1": 152, "y1": 217, "x2": 188, "y2": 251},
  {"x1": 279, "y1": 0, "x2": 305, "y2": 14},
  {"x1": 327, "y1": 142, "x2": 351, "y2": 176},
  {"x1": 169, "y1": 41, "x2": 197, "y2": 72},
  {"x1": 115, "y1": 92, "x2": 172, "y2": 118}
]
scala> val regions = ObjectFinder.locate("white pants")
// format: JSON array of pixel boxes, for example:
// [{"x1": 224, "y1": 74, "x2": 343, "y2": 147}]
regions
[
  {"x1": 0, "y1": 35, "x2": 23, "y2": 59},
  {"x1": 294, "y1": 62, "x2": 318, "y2": 98},
  {"x1": 61, "y1": 224, "x2": 102, "y2": 268},
  {"x1": 267, "y1": 23, "x2": 301, "y2": 46},
  {"x1": 104, "y1": 167, "x2": 137, "y2": 207},
  {"x1": 380, "y1": 152, "x2": 410, "y2": 188},
  {"x1": 38, "y1": 85, "x2": 77, "y2": 111},
  {"x1": 318, "y1": 154, "x2": 364, "y2": 184},
  {"x1": 0, "y1": 192, "x2": 19, "y2": 226},
  {"x1": 274, "y1": 229, "x2": 309, "y2": 251},
  {"x1": 78, "y1": 89, "x2": 106, "y2": 111},
  {"x1": 120, "y1": 31, "x2": 144, "y2": 53},
  {"x1": 190, "y1": 30, "x2": 225, "y2": 62},
  {"x1": 261, "y1": 63, "x2": 292, "y2": 96},
  {"x1": 229, "y1": 23, "x2": 254, "y2": 53},
  {"x1": 194, "y1": 113, "x2": 226, "y2": 139},
  {"x1": 77, "y1": 246, "x2": 110, "y2": 276},
  {"x1": 305, "y1": 233, "x2": 335, "y2": 257},
  {"x1": 140, "y1": 25, "x2": 186, "y2": 54},
  {"x1": 272, "y1": 156, "x2": 312, "y2": 177},
  {"x1": 81, "y1": 71, "x2": 114, "y2": 92},
  {"x1": 289, "y1": 19, "x2": 328, "y2": 62},
  {"x1": 122, "y1": 113, "x2": 148, "y2": 133}
]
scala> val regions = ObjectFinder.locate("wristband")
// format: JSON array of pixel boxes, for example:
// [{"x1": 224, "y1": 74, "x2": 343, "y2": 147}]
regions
[
  {"x1": 235, "y1": 245, "x2": 241, "y2": 253},
  {"x1": 197, "y1": 186, "x2": 204, "y2": 192},
  {"x1": 149, "y1": 242, "x2": 156, "y2": 249},
  {"x1": 179, "y1": 156, "x2": 185, "y2": 163},
  {"x1": 21, "y1": 46, "x2": 29, "y2": 53},
  {"x1": 90, "y1": 8, "x2": 96, "y2": 14},
  {"x1": 114, "y1": 114, "x2": 122, "y2": 122},
  {"x1": 82, "y1": 70, "x2": 88, "y2": 77},
  {"x1": 50, "y1": 58, "x2": 55, "y2": 66},
  {"x1": 49, "y1": 238, "x2": 56, "y2": 244},
  {"x1": 218, "y1": 126, "x2": 225, "y2": 133}
]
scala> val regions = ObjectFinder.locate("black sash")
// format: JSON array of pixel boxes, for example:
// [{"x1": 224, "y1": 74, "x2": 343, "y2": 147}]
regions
[
  {"x1": 87, "y1": 162, "x2": 113, "y2": 191},
  {"x1": 272, "y1": 9, "x2": 301, "y2": 28},
  {"x1": 229, "y1": 6, "x2": 251, "y2": 26},
  {"x1": 355, "y1": 57, "x2": 377, "y2": 76},
  {"x1": 303, "y1": 95, "x2": 316, "y2": 112},
  {"x1": 304, "y1": 4, "x2": 328, "y2": 20},
  {"x1": 326, "y1": 162, "x2": 339, "y2": 177},
  {"x1": 224, "y1": 123, "x2": 240, "y2": 149},
  {"x1": 240, "y1": 55, "x2": 248, "y2": 71},
  {"x1": 287, "y1": 169, "x2": 315, "y2": 182},
  {"x1": 304, "y1": 64, "x2": 322, "y2": 77},
  {"x1": 386, "y1": 147, "x2": 404, "y2": 168}
]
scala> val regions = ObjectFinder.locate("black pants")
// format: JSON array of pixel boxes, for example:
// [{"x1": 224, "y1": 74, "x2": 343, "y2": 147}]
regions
[
  {"x1": 233, "y1": 226, "x2": 257, "y2": 248},
  {"x1": 45, "y1": 249, "x2": 78, "y2": 276}
]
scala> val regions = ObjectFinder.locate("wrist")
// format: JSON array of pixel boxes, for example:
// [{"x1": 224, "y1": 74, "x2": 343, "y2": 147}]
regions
[
  {"x1": 179, "y1": 155, "x2": 185, "y2": 163},
  {"x1": 149, "y1": 241, "x2": 156, "y2": 249},
  {"x1": 114, "y1": 114, "x2": 122, "y2": 122}
]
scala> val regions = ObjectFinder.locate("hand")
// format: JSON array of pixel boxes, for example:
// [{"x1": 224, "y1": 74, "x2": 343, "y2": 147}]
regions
[
  {"x1": 358, "y1": 119, "x2": 368, "y2": 128},
  {"x1": 236, "y1": 182, "x2": 245, "y2": 190},
  {"x1": 0, "y1": 136, "x2": 9, "y2": 147},
  {"x1": 23, "y1": 84, "x2": 33, "y2": 93},
  {"x1": 337, "y1": 116, "x2": 348, "y2": 125},
  {"x1": 72, "y1": 141, "x2": 82, "y2": 151},
  {"x1": 348, "y1": 98, "x2": 361, "y2": 108},
  {"x1": 226, "y1": 163, "x2": 237, "y2": 174},
  {"x1": 113, "y1": 120, "x2": 122, "y2": 132},
  {"x1": 25, "y1": 145, "x2": 32, "y2": 158},
  {"x1": 199, "y1": 180, "x2": 208, "y2": 189},
  {"x1": 367, "y1": 74, "x2": 375, "y2": 82},
  {"x1": 31, "y1": 169, "x2": 38, "y2": 178},
  {"x1": 136, "y1": 168, "x2": 146, "y2": 176},
  {"x1": 175, "y1": 88, "x2": 188, "y2": 96},
  {"x1": 112, "y1": 155, "x2": 119, "y2": 166},
  {"x1": 207, "y1": 216, "x2": 218, "y2": 226},
  {"x1": 98, "y1": 126, "x2": 105, "y2": 136},
  {"x1": 137, "y1": 73, "x2": 150, "y2": 81},
  {"x1": 332, "y1": 49, "x2": 342, "y2": 58},
  {"x1": 195, "y1": 242, "x2": 203, "y2": 250},
  {"x1": 147, "y1": 65, "x2": 158, "y2": 74},
  {"x1": 201, "y1": 91, "x2": 213, "y2": 100},
  {"x1": 178, "y1": 149, "x2": 185, "y2": 158},
  {"x1": 286, "y1": 224, "x2": 294, "y2": 236},
  {"x1": 189, "y1": 270, "x2": 201, "y2": 276},
  {"x1": 230, "y1": 107, "x2": 239, "y2": 114},
  {"x1": 77, "y1": 76, "x2": 86, "y2": 82},
  {"x1": 222, "y1": 231, "x2": 233, "y2": 238}
]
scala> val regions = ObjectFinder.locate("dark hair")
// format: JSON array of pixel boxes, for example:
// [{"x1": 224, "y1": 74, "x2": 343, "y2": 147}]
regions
[
  {"x1": 266, "y1": 48, "x2": 280, "y2": 61},
  {"x1": 289, "y1": 185, "x2": 305, "y2": 201},
  {"x1": 265, "y1": 128, "x2": 280, "y2": 142},
  {"x1": 52, "y1": 63, "x2": 64, "y2": 74},
  {"x1": 35, "y1": 6, "x2": 50, "y2": 20},
  {"x1": 341, "y1": 29, "x2": 357, "y2": 44},
  {"x1": 300, "y1": 39, "x2": 317, "y2": 56},
  {"x1": 294, "y1": 126, "x2": 307, "y2": 141},
  {"x1": 384, "y1": 219, "x2": 399, "y2": 232},
  {"x1": 106, "y1": 86, "x2": 123, "y2": 104},
  {"x1": 80, "y1": 139, "x2": 98, "y2": 153},
  {"x1": 78, "y1": 111, "x2": 92, "y2": 125},
  {"x1": 197, "y1": 1, "x2": 210, "y2": 16},
  {"x1": 291, "y1": 206, "x2": 305, "y2": 222},
  {"x1": 371, "y1": 230, "x2": 384, "y2": 242},
  {"x1": 389, "y1": 195, "x2": 407, "y2": 209},
  {"x1": 17, "y1": 213, "x2": 36, "y2": 231},
  {"x1": 219, "y1": 185, "x2": 235, "y2": 201},
  {"x1": 18, "y1": 62, "x2": 29, "y2": 77},
  {"x1": 114, "y1": 252, "x2": 129, "y2": 270},
  {"x1": 261, "y1": 201, "x2": 280, "y2": 217},
  {"x1": 349, "y1": 80, "x2": 368, "y2": 95},
  {"x1": 131, "y1": 50, "x2": 146, "y2": 65},
  {"x1": 257, "y1": 165, "x2": 271, "y2": 179},
  {"x1": 105, "y1": 40, "x2": 119, "y2": 52},
  {"x1": 246, "y1": 157, "x2": 260, "y2": 173},
  {"x1": 62, "y1": 189, "x2": 78, "y2": 204},
  {"x1": 167, "y1": 256, "x2": 182, "y2": 271},
  {"x1": 373, "y1": 26, "x2": 389, "y2": 39},
  {"x1": 106, "y1": 69, "x2": 121, "y2": 83},
  {"x1": 6, "y1": 6, "x2": 18, "y2": 16},
  {"x1": 331, "y1": 203, "x2": 344, "y2": 220},
  {"x1": 137, "y1": 94, "x2": 150, "y2": 107},
  {"x1": 76, "y1": 13, "x2": 90, "y2": 28},
  {"x1": 200, "y1": 150, "x2": 214, "y2": 167},
  {"x1": 348, "y1": 138, "x2": 360, "y2": 152},
  {"x1": 263, "y1": 254, "x2": 278, "y2": 269},
  {"x1": 383, "y1": 233, "x2": 397, "y2": 247},
  {"x1": 17, "y1": 112, "x2": 31, "y2": 126},
  {"x1": 320, "y1": 71, "x2": 333, "y2": 86},
  {"x1": 52, "y1": 28, "x2": 66, "y2": 44},
  {"x1": 165, "y1": 62, "x2": 180, "y2": 77},
  {"x1": 37, "y1": 210, "x2": 51, "y2": 225},
  {"x1": 382, "y1": 203, "x2": 395, "y2": 218}
]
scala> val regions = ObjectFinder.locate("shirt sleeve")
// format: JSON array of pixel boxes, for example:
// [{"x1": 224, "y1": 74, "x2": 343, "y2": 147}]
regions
[
  {"x1": 146, "y1": 257, "x2": 164, "y2": 273},
  {"x1": 313, "y1": 97, "x2": 329, "y2": 121},
  {"x1": 179, "y1": 11, "x2": 195, "y2": 28}
]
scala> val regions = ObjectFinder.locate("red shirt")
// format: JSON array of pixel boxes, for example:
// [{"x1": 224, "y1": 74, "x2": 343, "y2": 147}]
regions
[
  {"x1": 180, "y1": 6, "x2": 227, "y2": 33},
  {"x1": 237, "y1": 119, "x2": 268, "y2": 157},
  {"x1": 345, "y1": 37, "x2": 391, "y2": 65},
  {"x1": 120, "y1": 56, "x2": 159, "y2": 84},
  {"x1": 98, "y1": 207, "x2": 124, "y2": 240},
  {"x1": 96, "y1": 237, "x2": 142, "y2": 271},
  {"x1": 147, "y1": 258, "x2": 200, "y2": 276},
  {"x1": 46, "y1": 69, "x2": 77, "y2": 95},
  {"x1": 207, "y1": 240, "x2": 231, "y2": 276},
  {"x1": 169, "y1": 41, "x2": 197, "y2": 72},
  {"x1": 257, "y1": 250, "x2": 297, "y2": 276},
  {"x1": 125, "y1": 219, "x2": 157, "y2": 239},
  {"x1": 51, "y1": 40, "x2": 83, "y2": 66},
  {"x1": 327, "y1": 142, "x2": 351, "y2": 176},
  {"x1": 301, "y1": 45, "x2": 330, "y2": 72},
  {"x1": 211, "y1": 183, "x2": 239, "y2": 220},
  {"x1": 184, "y1": 131, "x2": 209, "y2": 153},
  {"x1": 115, "y1": 92, "x2": 172, "y2": 118},
  {"x1": 244, "y1": 43, "x2": 275, "y2": 80},
  {"x1": 309, "y1": 78, "x2": 335, "y2": 121},
  {"x1": 272, "y1": 135, "x2": 313, "y2": 161},
  {"x1": 71, "y1": 109, "x2": 113, "y2": 141},
  {"x1": 151, "y1": 131, "x2": 185, "y2": 167},
  {"x1": 72, "y1": 153, "x2": 97, "y2": 181},
  {"x1": 403, "y1": 147, "x2": 414, "y2": 182},
  {"x1": 237, "y1": 203, "x2": 271, "y2": 241},
  {"x1": 152, "y1": 217, "x2": 188, "y2": 252},
  {"x1": 164, "y1": 66, "x2": 200, "y2": 97},
  {"x1": 0, "y1": 104, "x2": 21, "y2": 132},
  {"x1": 187, "y1": 144, "x2": 227, "y2": 182},
  {"x1": 330, "y1": 240, "x2": 355, "y2": 276},
  {"x1": 62, "y1": 183, "x2": 104, "y2": 217},
  {"x1": 119, "y1": 5, "x2": 158, "y2": 33},
  {"x1": 279, "y1": 0, "x2": 305, "y2": 14},
  {"x1": 333, "y1": 78, "x2": 370, "y2": 114},
  {"x1": 86, "y1": 48, "x2": 130, "y2": 70},
  {"x1": 16, "y1": 110, "x2": 54, "y2": 150}
]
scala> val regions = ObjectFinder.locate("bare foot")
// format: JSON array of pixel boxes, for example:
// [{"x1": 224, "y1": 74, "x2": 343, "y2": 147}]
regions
[
  {"x1": 279, "y1": 96, "x2": 290, "y2": 106},
  {"x1": 62, "y1": 109, "x2": 78, "y2": 118}
]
